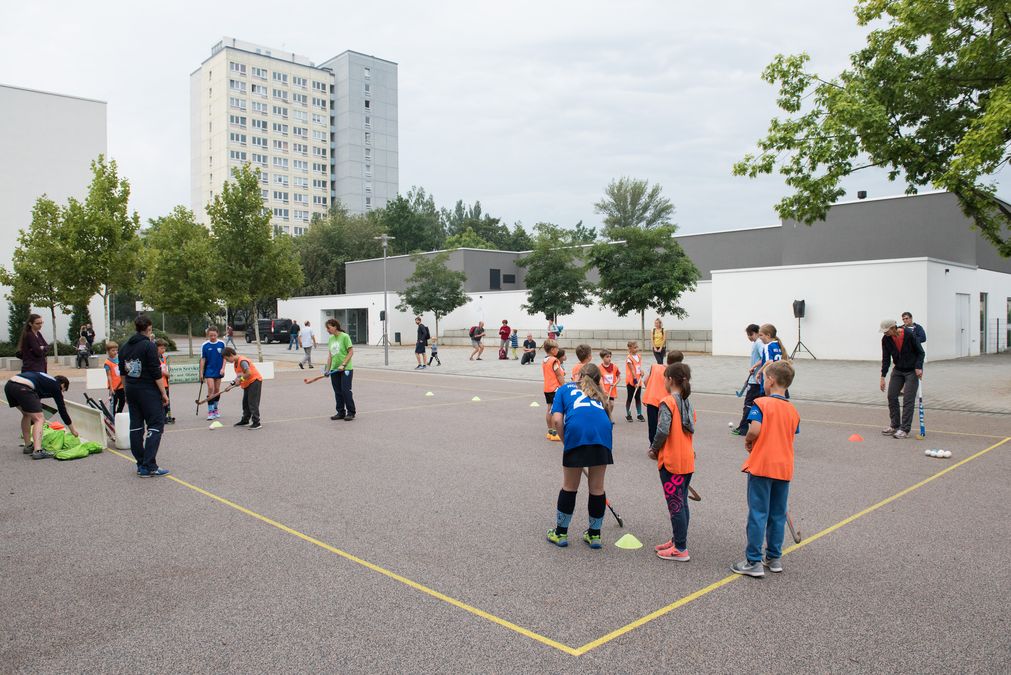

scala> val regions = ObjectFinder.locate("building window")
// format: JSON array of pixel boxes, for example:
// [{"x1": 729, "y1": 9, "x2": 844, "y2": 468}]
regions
[
  {"x1": 294, "y1": 109, "x2": 308, "y2": 122},
  {"x1": 312, "y1": 162, "x2": 327, "y2": 174},
  {"x1": 229, "y1": 150, "x2": 247, "y2": 161},
  {"x1": 980, "y1": 292, "x2": 988, "y2": 353},
  {"x1": 272, "y1": 139, "x2": 289, "y2": 152},
  {"x1": 273, "y1": 190, "x2": 289, "y2": 203},
  {"x1": 229, "y1": 97, "x2": 247, "y2": 110},
  {"x1": 229, "y1": 132, "x2": 247, "y2": 145},
  {"x1": 312, "y1": 97, "x2": 327, "y2": 110},
  {"x1": 252, "y1": 101, "x2": 268, "y2": 114},
  {"x1": 312, "y1": 80, "x2": 327, "y2": 92},
  {"x1": 272, "y1": 88, "x2": 288, "y2": 101},
  {"x1": 364, "y1": 132, "x2": 371, "y2": 146},
  {"x1": 252, "y1": 119, "x2": 268, "y2": 131},
  {"x1": 272, "y1": 122, "x2": 289, "y2": 135},
  {"x1": 313, "y1": 146, "x2": 327, "y2": 157},
  {"x1": 294, "y1": 159, "x2": 309, "y2": 173},
  {"x1": 252, "y1": 66, "x2": 267, "y2": 79},
  {"x1": 251, "y1": 136, "x2": 267, "y2": 148},
  {"x1": 272, "y1": 157, "x2": 289, "y2": 169},
  {"x1": 364, "y1": 99, "x2": 371, "y2": 109},
  {"x1": 229, "y1": 114, "x2": 247, "y2": 127},
  {"x1": 292, "y1": 75, "x2": 307, "y2": 89},
  {"x1": 294, "y1": 193, "x2": 308, "y2": 204},
  {"x1": 292, "y1": 93, "x2": 307, "y2": 106},
  {"x1": 364, "y1": 83, "x2": 371, "y2": 94},
  {"x1": 259, "y1": 171, "x2": 269, "y2": 184},
  {"x1": 312, "y1": 113, "x2": 326, "y2": 125},
  {"x1": 364, "y1": 115, "x2": 371, "y2": 129},
  {"x1": 294, "y1": 142, "x2": 308, "y2": 155},
  {"x1": 251, "y1": 84, "x2": 267, "y2": 97},
  {"x1": 261, "y1": 189, "x2": 269, "y2": 199},
  {"x1": 274, "y1": 174, "x2": 289, "y2": 187},
  {"x1": 312, "y1": 130, "x2": 326, "y2": 142},
  {"x1": 365, "y1": 196, "x2": 372, "y2": 210},
  {"x1": 313, "y1": 195, "x2": 328, "y2": 206},
  {"x1": 272, "y1": 72, "x2": 288, "y2": 84},
  {"x1": 294, "y1": 176, "x2": 308, "y2": 188},
  {"x1": 312, "y1": 178, "x2": 327, "y2": 189},
  {"x1": 273, "y1": 207, "x2": 289, "y2": 220},
  {"x1": 252, "y1": 153, "x2": 268, "y2": 167},
  {"x1": 503, "y1": 274, "x2": 516, "y2": 284},
  {"x1": 272, "y1": 105, "x2": 288, "y2": 118},
  {"x1": 230, "y1": 62, "x2": 246, "y2": 75},
  {"x1": 489, "y1": 269, "x2": 501, "y2": 290},
  {"x1": 293, "y1": 126, "x2": 308, "y2": 138},
  {"x1": 364, "y1": 66, "x2": 371, "y2": 78},
  {"x1": 364, "y1": 148, "x2": 372, "y2": 160},
  {"x1": 229, "y1": 79, "x2": 246, "y2": 92}
]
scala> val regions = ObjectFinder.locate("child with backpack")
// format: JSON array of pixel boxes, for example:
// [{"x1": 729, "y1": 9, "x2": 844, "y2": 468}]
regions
[
  {"x1": 648, "y1": 363, "x2": 697, "y2": 561},
  {"x1": 546, "y1": 363, "x2": 614, "y2": 549}
]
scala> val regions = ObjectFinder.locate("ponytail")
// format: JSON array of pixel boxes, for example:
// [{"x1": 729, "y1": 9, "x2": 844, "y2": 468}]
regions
[
  {"x1": 577, "y1": 363, "x2": 612, "y2": 418},
  {"x1": 760, "y1": 323, "x2": 787, "y2": 360},
  {"x1": 664, "y1": 362, "x2": 692, "y2": 400}
]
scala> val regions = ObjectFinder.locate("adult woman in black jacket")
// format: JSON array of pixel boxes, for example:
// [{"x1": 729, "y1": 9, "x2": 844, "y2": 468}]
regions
[
  {"x1": 4, "y1": 371, "x2": 78, "y2": 459},
  {"x1": 17, "y1": 314, "x2": 49, "y2": 373}
]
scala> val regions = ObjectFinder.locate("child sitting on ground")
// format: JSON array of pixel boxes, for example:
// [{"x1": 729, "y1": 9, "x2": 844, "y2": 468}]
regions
[
  {"x1": 648, "y1": 362, "x2": 696, "y2": 562},
  {"x1": 222, "y1": 347, "x2": 264, "y2": 430},
  {"x1": 76, "y1": 337, "x2": 90, "y2": 369},
  {"x1": 104, "y1": 341, "x2": 125, "y2": 413},
  {"x1": 642, "y1": 351, "x2": 684, "y2": 444},
  {"x1": 570, "y1": 344, "x2": 592, "y2": 382},
  {"x1": 732, "y1": 360, "x2": 800, "y2": 578}
]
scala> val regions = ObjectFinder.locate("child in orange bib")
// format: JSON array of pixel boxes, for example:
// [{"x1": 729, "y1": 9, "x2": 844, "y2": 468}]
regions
[
  {"x1": 624, "y1": 341, "x2": 644, "y2": 423},
  {"x1": 598, "y1": 349, "x2": 621, "y2": 403},
  {"x1": 642, "y1": 350, "x2": 684, "y2": 444},
  {"x1": 223, "y1": 347, "x2": 264, "y2": 429},
  {"x1": 647, "y1": 363, "x2": 696, "y2": 561},
  {"x1": 104, "y1": 341, "x2": 125, "y2": 413},
  {"x1": 570, "y1": 344, "x2": 591, "y2": 382},
  {"x1": 541, "y1": 339, "x2": 565, "y2": 441},
  {"x1": 732, "y1": 361, "x2": 800, "y2": 578},
  {"x1": 156, "y1": 338, "x2": 175, "y2": 424}
]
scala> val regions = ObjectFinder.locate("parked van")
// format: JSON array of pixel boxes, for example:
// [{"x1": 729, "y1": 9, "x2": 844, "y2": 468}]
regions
[{"x1": 246, "y1": 318, "x2": 295, "y2": 343}]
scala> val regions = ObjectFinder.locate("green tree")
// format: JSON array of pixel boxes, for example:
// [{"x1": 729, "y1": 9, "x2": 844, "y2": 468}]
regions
[
  {"x1": 569, "y1": 220, "x2": 598, "y2": 245},
  {"x1": 395, "y1": 252, "x2": 469, "y2": 337},
  {"x1": 142, "y1": 206, "x2": 221, "y2": 356},
  {"x1": 208, "y1": 165, "x2": 304, "y2": 362},
  {"x1": 441, "y1": 199, "x2": 531, "y2": 250},
  {"x1": 7, "y1": 300, "x2": 30, "y2": 344},
  {"x1": 67, "y1": 304, "x2": 93, "y2": 344},
  {"x1": 589, "y1": 224, "x2": 700, "y2": 347},
  {"x1": 64, "y1": 155, "x2": 143, "y2": 335},
  {"x1": 381, "y1": 187, "x2": 445, "y2": 254},
  {"x1": 0, "y1": 198, "x2": 80, "y2": 358},
  {"x1": 295, "y1": 204, "x2": 384, "y2": 296},
  {"x1": 444, "y1": 226, "x2": 495, "y2": 250},
  {"x1": 734, "y1": 0, "x2": 1011, "y2": 256},
  {"x1": 594, "y1": 177, "x2": 675, "y2": 231},
  {"x1": 517, "y1": 223, "x2": 594, "y2": 323}
]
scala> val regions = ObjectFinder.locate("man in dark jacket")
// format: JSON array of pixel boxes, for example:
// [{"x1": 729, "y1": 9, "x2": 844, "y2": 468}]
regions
[
  {"x1": 119, "y1": 315, "x2": 170, "y2": 476},
  {"x1": 879, "y1": 318, "x2": 924, "y2": 439},
  {"x1": 414, "y1": 317, "x2": 430, "y2": 369}
]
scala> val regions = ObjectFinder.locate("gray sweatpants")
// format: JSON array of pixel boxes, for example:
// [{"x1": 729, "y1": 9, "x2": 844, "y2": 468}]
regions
[
  {"x1": 887, "y1": 369, "x2": 919, "y2": 432},
  {"x1": 300, "y1": 347, "x2": 313, "y2": 367}
]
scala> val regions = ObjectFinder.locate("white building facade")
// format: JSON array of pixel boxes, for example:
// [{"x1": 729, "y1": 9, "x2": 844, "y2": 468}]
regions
[
  {"x1": 0, "y1": 84, "x2": 108, "y2": 342},
  {"x1": 190, "y1": 38, "x2": 398, "y2": 235},
  {"x1": 278, "y1": 192, "x2": 1011, "y2": 361}
]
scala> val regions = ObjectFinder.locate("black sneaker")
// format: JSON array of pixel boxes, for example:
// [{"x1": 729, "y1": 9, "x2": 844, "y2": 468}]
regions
[
  {"x1": 249, "y1": 422, "x2": 262, "y2": 430},
  {"x1": 165, "y1": 417, "x2": 176, "y2": 425},
  {"x1": 234, "y1": 419, "x2": 249, "y2": 427},
  {"x1": 637, "y1": 414, "x2": 646, "y2": 422},
  {"x1": 330, "y1": 413, "x2": 345, "y2": 420},
  {"x1": 625, "y1": 414, "x2": 633, "y2": 423},
  {"x1": 343, "y1": 414, "x2": 356, "y2": 421},
  {"x1": 298, "y1": 362, "x2": 304, "y2": 370}
]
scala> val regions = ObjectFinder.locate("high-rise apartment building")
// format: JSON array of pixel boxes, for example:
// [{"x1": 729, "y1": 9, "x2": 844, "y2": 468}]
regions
[{"x1": 190, "y1": 37, "x2": 398, "y2": 235}]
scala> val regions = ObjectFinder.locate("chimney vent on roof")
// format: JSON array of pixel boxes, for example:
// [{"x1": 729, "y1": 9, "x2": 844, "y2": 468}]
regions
[{"x1": 857, "y1": 190, "x2": 867, "y2": 199}]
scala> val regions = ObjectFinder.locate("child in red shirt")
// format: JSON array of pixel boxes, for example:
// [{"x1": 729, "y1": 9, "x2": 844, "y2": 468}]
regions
[{"x1": 732, "y1": 361, "x2": 800, "y2": 578}]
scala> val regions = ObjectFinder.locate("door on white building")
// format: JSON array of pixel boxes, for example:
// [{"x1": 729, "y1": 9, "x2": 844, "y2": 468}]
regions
[{"x1": 956, "y1": 293, "x2": 970, "y2": 357}]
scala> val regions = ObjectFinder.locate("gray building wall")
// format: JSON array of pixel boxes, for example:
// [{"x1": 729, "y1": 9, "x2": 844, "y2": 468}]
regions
[
  {"x1": 321, "y1": 51, "x2": 398, "y2": 215},
  {"x1": 342, "y1": 192, "x2": 1011, "y2": 294}
]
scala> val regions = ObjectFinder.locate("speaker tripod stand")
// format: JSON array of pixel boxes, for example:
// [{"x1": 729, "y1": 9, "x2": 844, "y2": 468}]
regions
[{"x1": 790, "y1": 316, "x2": 816, "y2": 359}]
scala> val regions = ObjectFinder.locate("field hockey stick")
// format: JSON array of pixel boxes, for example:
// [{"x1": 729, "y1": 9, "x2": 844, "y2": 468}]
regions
[
  {"x1": 688, "y1": 485, "x2": 701, "y2": 502},
  {"x1": 195, "y1": 383, "x2": 236, "y2": 406},
  {"x1": 735, "y1": 374, "x2": 750, "y2": 397},
  {"x1": 786, "y1": 511, "x2": 801, "y2": 543},
  {"x1": 83, "y1": 394, "x2": 116, "y2": 437},
  {"x1": 916, "y1": 380, "x2": 926, "y2": 440},
  {"x1": 303, "y1": 368, "x2": 335, "y2": 384},
  {"x1": 195, "y1": 380, "x2": 204, "y2": 415},
  {"x1": 582, "y1": 468, "x2": 624, "y2": 527}
]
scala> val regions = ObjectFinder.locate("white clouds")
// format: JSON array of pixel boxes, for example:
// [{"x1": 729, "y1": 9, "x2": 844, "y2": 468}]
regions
[{"x1": 0, "y1": 0, "x2": 1000, "y2": 235}]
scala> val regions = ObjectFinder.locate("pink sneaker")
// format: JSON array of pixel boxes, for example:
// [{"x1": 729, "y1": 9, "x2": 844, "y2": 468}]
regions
[
  {"x1": 654, "y1": 539, "x2": 675, "y2": 552},
  {"x1": 657, "y1": 546, "x2": 690, "y2": 562}
]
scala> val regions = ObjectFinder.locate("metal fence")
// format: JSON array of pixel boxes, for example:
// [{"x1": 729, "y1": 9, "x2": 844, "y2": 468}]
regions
[{"x1": 983, "y1": 318, "x2": 1006, "y2": 354}]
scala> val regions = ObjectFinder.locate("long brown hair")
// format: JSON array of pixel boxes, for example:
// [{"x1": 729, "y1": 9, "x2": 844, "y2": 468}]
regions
[
  {"x1": 760, "y1": 323, "x2": 786, "y2": 356},
  {"x1": 665, "y1": 362, "x2": 692, "y2": 399},
  {"x1": 17, "y1": 314, "x2": 42, "y2": 354},
  {"x1": 578, "y1": 363, "x2": 613, "y2": 418}
]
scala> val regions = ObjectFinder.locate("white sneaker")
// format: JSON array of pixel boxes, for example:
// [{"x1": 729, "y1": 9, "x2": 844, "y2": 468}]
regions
[
  {"x1": 893, "y1": 430, "x2": 909, "y2": 439},
  {"x1": 881, "y1": 427, "x2": 897, "y2": 436}
]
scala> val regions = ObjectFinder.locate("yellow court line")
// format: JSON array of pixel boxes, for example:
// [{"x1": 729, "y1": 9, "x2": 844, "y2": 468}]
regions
[
  {"x1": 100, "y1": 436, "x2": 1010, "y2": 657},
  {"x1": 572, "y1": 435, "x2": 1010, "y2": 655}
]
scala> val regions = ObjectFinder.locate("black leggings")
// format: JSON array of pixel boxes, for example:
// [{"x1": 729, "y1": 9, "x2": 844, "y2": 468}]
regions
[
  {"x1": 625, "y1": 384, "x2": 641, "y2": 412},
  {"x1": 660, "y1": 468, "x2": 693, "y2": 550}
]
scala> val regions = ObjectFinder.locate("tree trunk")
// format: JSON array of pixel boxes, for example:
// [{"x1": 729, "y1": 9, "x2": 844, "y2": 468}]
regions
[
  {"x1": 187, "y1": 317, "x2": 194, "y2": 357},
  {"x1": 252, "y1": 305, "x2": 263, "y2": 362},
  {"x1": 49, "y1": 304, "x2": 59, "y2": 361},
  {"x1": 102, "y1": 289, "x2": 110, "y2": 343},
  {"x1": 434, "y1": 314, "x2": 440, "y2": 341},
  {"x1": 640, "y1": 310, "x2": 646, "y2": 354}
]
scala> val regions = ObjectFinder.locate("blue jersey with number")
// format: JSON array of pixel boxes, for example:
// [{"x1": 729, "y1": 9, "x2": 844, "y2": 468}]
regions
[
  {"x1": 201, "y1": 339, "x2": 225, "y2": 378},
  {"x1": 550, "y1": 382, "x2": 613, "y2": 451}
]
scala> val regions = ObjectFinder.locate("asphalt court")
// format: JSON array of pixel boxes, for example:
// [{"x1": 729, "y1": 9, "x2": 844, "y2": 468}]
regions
[{"x1": 3, "y1": 367, "x2": 1010, "y2": 671}]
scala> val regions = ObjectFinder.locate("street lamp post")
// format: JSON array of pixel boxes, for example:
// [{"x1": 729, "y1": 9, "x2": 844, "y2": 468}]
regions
[{"x1": 373, "y1": 233, "x2": 395, "y2": 366}]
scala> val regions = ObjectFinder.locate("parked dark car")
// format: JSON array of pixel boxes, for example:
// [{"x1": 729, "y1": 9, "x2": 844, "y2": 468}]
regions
[{"x1": 246, "y1": 318, "x2": 295, "y2": 343}]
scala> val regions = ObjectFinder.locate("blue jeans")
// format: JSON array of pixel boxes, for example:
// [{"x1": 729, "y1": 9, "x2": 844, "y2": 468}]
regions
[
  {"x1": 126, "y1": 383, "x2": 165, "y2": 471},
  {"x1": 746, "y1": 474, "x2": 790, "y2": 562},
  {"x1": 289, "y1": 334, "x2": 297, "y2": 350},
  {"x1": 330, "y1": 369, "x2": 356, "y2": 415}
]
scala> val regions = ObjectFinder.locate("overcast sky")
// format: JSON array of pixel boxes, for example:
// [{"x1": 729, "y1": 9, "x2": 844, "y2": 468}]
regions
[{"x1": 3, "y1": 1, "x2": 1005, "y2": 235}]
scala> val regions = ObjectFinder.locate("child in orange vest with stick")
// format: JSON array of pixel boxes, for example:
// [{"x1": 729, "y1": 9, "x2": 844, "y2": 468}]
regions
[
  {"x1": 648, "y1": 363, "x2": 696, "y2": 561},
  {"x1": 642, "y1": 350, "x2": 684, "y2": 444},
  {"x1": 223, "y1": 347, "x2": 264, "y2": 430},
  {"x1": 624, "y1": 341, "x2": 644, "y2": 423},
  {"x1": 541, "y1": 339, "x2": 565, "y2": 441},
  {"x1": 732, "y1": 360, "x2": 800, "y2": 578},
  {"x1": 156, "y1": 339, "x2": 175, "y2": 424},
  {"x1": 598, "y1": 349, "x2": 621, "y2": 405},
  {"x1": 104, "y1": 341, "x2": 125, "y2": 413}
]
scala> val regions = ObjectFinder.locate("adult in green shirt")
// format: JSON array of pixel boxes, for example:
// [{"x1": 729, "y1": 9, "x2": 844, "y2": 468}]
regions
[{"x1": 325, "y1": 318, "x2": 356, "y2": 421}]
